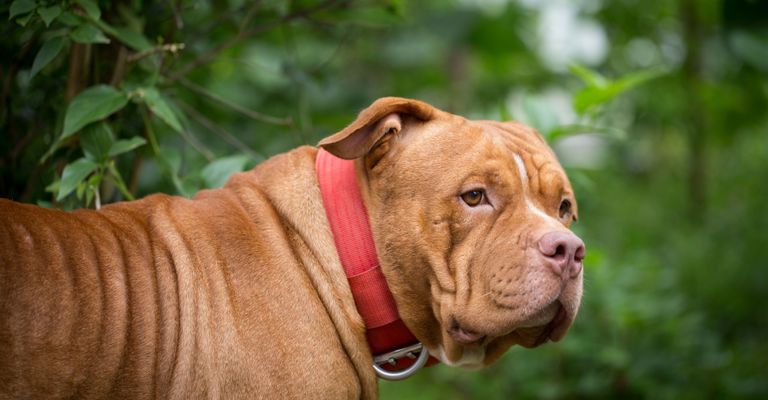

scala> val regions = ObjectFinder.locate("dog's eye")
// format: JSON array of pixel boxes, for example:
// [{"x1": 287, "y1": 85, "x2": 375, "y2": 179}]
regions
[
  {"x1": 461, "y1": 190, "x2": 485, "y2": 207},
  {"x1": 559, "y1": 199, "x2": 572, "y2": 219}
]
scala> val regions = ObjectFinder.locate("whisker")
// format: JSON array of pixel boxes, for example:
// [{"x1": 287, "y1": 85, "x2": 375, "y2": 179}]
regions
[{"x1": 479, "y1": 290, "x2": 495, "y2": 299}]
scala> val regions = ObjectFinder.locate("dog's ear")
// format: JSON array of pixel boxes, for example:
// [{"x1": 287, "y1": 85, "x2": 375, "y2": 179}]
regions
[{"x1": 318, "y1": 97, "x2": 438, "y2": 160}]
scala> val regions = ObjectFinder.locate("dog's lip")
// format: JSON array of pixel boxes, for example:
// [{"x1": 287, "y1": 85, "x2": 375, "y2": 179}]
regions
[
  {"x1": 534, "y1": 303, "x2": 568, "y2": 345},
  {"x1": 449, "y1": 318, "x2": 487, "y2": 345}
]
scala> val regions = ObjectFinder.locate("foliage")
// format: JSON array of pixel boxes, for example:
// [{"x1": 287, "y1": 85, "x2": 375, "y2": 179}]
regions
[{"x1": 3, "y1": 0, "x2": 768, "y2": 398}]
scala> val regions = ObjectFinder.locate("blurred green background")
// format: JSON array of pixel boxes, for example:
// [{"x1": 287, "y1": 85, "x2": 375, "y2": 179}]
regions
[{"x1": 2, "y1": 0, "x2": 767, "y2": 398}]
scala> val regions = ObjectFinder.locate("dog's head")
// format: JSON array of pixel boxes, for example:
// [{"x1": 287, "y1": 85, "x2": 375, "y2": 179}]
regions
[{"x1": 320, "y1": 97, "x2": 584, "y2": 368}]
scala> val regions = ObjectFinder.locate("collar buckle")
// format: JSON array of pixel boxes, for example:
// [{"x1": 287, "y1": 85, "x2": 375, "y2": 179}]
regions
[{"x1": 372, "y1": 343, "x2": 430, "y2": 381}]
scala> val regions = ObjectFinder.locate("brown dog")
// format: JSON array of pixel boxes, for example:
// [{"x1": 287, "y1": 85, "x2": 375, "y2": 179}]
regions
[{"x1": 0, "y1": 98, "x2": 584, "y2": 399}]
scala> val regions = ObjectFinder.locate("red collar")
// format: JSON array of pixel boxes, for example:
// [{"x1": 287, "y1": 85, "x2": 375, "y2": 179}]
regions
[{"x1": 316, "y1": 148, "x2": 434, "y2": 379}]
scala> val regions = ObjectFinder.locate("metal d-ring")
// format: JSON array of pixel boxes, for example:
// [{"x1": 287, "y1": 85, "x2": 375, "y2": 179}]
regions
[{"x1": 372, "y1": 342, "x2": 430, "y2": 381}]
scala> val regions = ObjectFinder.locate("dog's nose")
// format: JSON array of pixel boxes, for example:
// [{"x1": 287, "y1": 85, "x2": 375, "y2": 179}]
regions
[{"x1": 537, "y1": 231, "x2": 585, "y2": 278}]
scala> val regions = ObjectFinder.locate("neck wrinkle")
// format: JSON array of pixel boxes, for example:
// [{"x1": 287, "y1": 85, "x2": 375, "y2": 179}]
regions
[{"x1": 228, "y1": 146, "x2": 377, "y2": 397}]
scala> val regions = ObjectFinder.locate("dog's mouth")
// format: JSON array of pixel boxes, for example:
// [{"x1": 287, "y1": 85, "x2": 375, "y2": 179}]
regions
[
  {"x1": 533, "y1": 303, "x2": 568, "y2": 346},
  {"x1": 449, "y1": 301, "x2": 569, "y2": 350},
  {"x1": 511, "y1": 301, "x2": 571, "y2": 348},
  {"x1": 434, "y1": 292, "x2": 580, "y2": 368},
  {"x1": 449, "y1": 318, "x2": 487, "y2": 345},
  {"x1": 435, "y1": 254, "x2": 583, "y2": 367}
]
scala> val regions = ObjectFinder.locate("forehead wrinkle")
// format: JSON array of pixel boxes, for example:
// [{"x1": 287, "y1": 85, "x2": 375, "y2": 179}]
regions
[
  {"x1": 494, "y1": 130, "x2": 570, "y2": 212},
  {"x1": 481, "y1": 120, "x2": 553, "y2": 154},
  {"x1": 506, "y1": 136, "x2": 552, "y2": 159},
  {"x1": 506, "y1": 140, "x2": 566, "y2": 199},
  {"x1": 476, "y1": 131, "x2": 530, "y2": 198},
  {"x1": 480, "y1": 122, "x2": 570, "y2": 202},
  {"x1": 480, "y1": 120, "x2": 541, "y2": 141},
  {"x1": 482, "y1": 124, "x2": 552, "y2": 171}
]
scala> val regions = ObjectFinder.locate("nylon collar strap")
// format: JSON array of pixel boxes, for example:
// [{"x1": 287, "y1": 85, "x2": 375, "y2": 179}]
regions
[{"x1": 316, "y1": 148, "x2": 433, "y2": 377}]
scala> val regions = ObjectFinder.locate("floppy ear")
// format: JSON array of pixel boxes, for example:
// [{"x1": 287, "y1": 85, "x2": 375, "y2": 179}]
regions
[{"x1": 318, "y1": 97, "x2": 439, "y2": 160}]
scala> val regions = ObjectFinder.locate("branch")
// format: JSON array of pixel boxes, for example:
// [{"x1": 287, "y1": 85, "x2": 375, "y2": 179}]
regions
[
  {"x1": 127, "y1": 43, "x2": 186, "y2": 63},
  {"x1": 177, "y1": 99, "x2": 264, "y2": 161},
  {"x1": 177, "y1": 78, "x2": 292, "y2": 126},
  {"x1": 176, "y1": 123, "x2": 216, "y2": 162},
  {"x1": 110, "y1": 46, "x2": 129, "y2": 85},
  {"x1": 65, "y1": 43, "x2": 87, "y2": 101}
]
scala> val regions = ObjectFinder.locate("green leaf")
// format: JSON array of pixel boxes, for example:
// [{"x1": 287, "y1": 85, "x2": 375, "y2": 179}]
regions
[
  {"x1": 75, "y1": 0, "x2": 100, "y2": 20},
  {"x1": 37, "y1": 5, "x2": 61, "y2": 26},
  {"x1": 573, "y1": 87, "x2": 607, "y2": 115},
  {"x1": 141, "y1": 87, "x2": 183, "y2": 132},
  {"x1": 88, "y1": 172, "x2": 102, "y2": 187},
  {"x1": 57, "y1": 11, "x2": 81, "y2": 26},
  {"x1": 569, "y1": 64, "x2": 606, "y2": 87},
  {"x1": 57, "y1": 158, "x2": 98, "y2": 200},
  {"x1": 201, "y1": 155, "x2": 250, "y2": 189},
  {"x1": 81, "y1": 122, "x2": 115, "y2": 161},
  {"x1": 547, "y1": 124, "x2": 627, "y2": 142},
  {"x1": 573, "y1": 68, "x2": 665, "y2": 114},
  {"x1": 85, "y1": 185, "x2": 94, "y2": 206},
  {"x1": 45, "y1": 180, "x2": 60, "y2": 195},
  {"x1": 15, "y1": 12, "x2": 34, "y2": 26},
  {"x1": 108, "y1": 136, "x2": 147, "y2": 157},
  {"x1": 30, "y1": 36, "x2": 65, "y2": 79},
  {"x1": 9, "y1": 0, "x2": 36, "y2": 20},
  {"x1": 70, "y1": 23, "x2": 110, "y2": 44},
  {"x1": 76, "y1": 180, "x2": 86, "y2": 199},
  {"x1": 93, "y1": 19, "x2": 152, "y2": 51},
  {"x1": 112, "y1": 27, "x2": 152, "y2": 51},
  {"x1": 112, "y1": 28, "x2": 152, "y2": 51},
  {"x1": 61, "y1": 85, "x2": 129, "y2": 139},
  {"x1": 612, "y1": 68, "x2": 666, "y2": 92}
]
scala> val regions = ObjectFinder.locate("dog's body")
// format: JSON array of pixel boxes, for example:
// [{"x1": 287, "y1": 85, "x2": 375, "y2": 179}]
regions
[{"x1": 0, "y1": 98, "x2": 584, "y2": 399}]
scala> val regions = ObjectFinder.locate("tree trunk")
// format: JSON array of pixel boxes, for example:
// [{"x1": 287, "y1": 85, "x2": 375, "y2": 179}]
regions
[{"x1": 680, "y1": 0, "x2": 708, "y2": 223}]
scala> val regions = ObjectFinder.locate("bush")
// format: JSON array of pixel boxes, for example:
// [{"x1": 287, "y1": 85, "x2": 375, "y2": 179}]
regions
[{"x1": 3, "y1": 1, "x2": 767, "y2": 398}]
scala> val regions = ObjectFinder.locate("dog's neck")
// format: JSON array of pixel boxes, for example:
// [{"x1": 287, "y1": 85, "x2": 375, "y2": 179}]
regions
[{"x1": 316, "y1": 148, "x2": 431, "y2": 375}]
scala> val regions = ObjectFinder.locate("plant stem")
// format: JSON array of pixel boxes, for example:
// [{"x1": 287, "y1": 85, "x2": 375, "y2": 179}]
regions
[{"x1": 177, "y1": 78, "x2": 292, "y2": 125}]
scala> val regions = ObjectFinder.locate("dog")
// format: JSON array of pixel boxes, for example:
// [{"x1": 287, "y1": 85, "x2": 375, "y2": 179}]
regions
[{"x1": 0, "y1": 97, "x2": 584, "y2": 399}]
